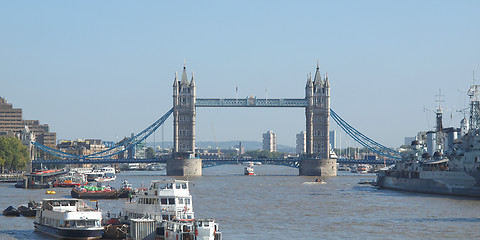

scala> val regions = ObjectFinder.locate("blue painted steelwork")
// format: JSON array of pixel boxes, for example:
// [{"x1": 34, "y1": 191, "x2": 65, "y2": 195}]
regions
[
  {"x1": 32, "y1": 108, "x2": 173, "y2": 159},
  {"x1": 330, "y1": 109, "x2": 401, "y2": 160},
  {"x1": 32, "y1": 157, "x2": 394, "y2": 167},
  {"x1": 31, "y1": 103, "x2": 399, "y2": 166},
  {"x1": 196, "y1": 98, "x2": 308, "y2": 107}
]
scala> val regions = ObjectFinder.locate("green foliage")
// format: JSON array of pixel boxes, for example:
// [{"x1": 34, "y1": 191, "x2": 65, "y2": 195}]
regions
[
  {"x1": 146, "y1": 147, "x2": 155, "y2": 159},
  {"x1": 0, "y1": 136, "x2": 30, "y2": 172}
]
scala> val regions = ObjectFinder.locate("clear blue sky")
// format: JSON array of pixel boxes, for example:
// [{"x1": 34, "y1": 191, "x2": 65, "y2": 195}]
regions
[{"x1": 1, "y1": 1, "x2": 479, "y2": 148}]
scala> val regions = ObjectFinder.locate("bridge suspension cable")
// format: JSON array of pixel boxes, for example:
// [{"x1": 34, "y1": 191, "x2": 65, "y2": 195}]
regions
[
  {"x1": 330, "y1": 109, "x2": 401, "y2": 160},
  {"x1": 32, "y1": 108, "x2": 174, "y2": 159}
]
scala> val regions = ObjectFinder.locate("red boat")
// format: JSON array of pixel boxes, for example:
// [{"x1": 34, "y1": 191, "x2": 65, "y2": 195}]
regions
[{"x1": 54, "y1": 172, "x2": 87, "y2": 188}]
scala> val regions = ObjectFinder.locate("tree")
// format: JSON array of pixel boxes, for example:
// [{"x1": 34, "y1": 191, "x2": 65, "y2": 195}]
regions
[
  {"x1": 146, "y1": 147, "x2": 156, "y2": 159},
  {"x1": 0, "y1": 136, "x2": 29, "y2": 173}
]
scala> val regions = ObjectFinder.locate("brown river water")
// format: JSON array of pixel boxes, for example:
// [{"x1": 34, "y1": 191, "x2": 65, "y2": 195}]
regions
[{"x1": 1, "y1": 165, "x2": 480, "y2": 239}]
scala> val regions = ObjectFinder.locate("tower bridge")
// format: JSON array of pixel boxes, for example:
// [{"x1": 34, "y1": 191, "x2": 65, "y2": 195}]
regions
[
  {"x1": 31, "y1": 63, "x2": 401, "y2": 175},
  {"x1": 169, "y1": 63, "x2": 334, "y2": 176}
]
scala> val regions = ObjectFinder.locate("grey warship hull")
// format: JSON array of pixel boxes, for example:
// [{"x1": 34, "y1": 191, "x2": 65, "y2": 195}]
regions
[{"x1": 377, "y1": 171, "x2": 480, "y2": 198}]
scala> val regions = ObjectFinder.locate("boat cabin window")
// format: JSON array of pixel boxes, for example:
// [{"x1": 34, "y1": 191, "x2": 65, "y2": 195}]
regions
[
  {"x1": 168, "y1": 198, "x2": 175, "y2": 205},
  {"x1": 162, "y1": 215, "x2": 169, "y2": 220},
  {"x1": 153, "y1": 182, "x2": 167, "y2": 189},
  {"x1": 178, "y1": 198, "x2": 184, "y2": 204},
  {"x1": 161, "y1": 198, "x2": 167, "y2": 204},
  {"x1": 182, "y1": 183, "x2": 187, "y2": 189},
  {"x1": 176, "y1": 183, "x2": 181, "y2": 189},
  {"x1": 185, "y1": 198, "x2": 191, "y2": 204},
  {"x1": 167, "y1": 183, "x2": 173, "y2": 189}
]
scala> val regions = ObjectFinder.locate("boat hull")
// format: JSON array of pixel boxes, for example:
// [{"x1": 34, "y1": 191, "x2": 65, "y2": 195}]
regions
[
  {"x1": 15, "y1": 180, "x2": 52, "y2": 189},
  {"x1": 54, "y1": 182, "x2": 87, "y2": 188},
  {"x1": 3, "y1": 206, "x2": 20, "y2": 216},
  {"x1": 71, "y1": 189, "x2": 119, "y2": 199},
  {"x1": 34, "y1": 222, "x2": 103, "y2": 240},
  {"x1": 377, "y1": 174, "x2": 480, "y2": 198},
  {"x1": 18, "y1": 206, "x2": 37, "y2": 217}
]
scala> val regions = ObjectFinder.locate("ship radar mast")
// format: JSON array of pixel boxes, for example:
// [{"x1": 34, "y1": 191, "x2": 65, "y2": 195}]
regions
[
  {"x1": 435, "y1": 89, "x2": 444, "y2": 154},
  {"x1": 467, "y1": 84, "x2": 480, "y2": 132}
]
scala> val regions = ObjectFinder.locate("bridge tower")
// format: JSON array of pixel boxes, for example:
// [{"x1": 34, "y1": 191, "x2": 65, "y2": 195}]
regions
[
  {"x1": 300, "y1": 63, "x2": 337, "y2": 176},
  {"x1": 168, "y1": 64, "x2": 202, "y2": 176}
]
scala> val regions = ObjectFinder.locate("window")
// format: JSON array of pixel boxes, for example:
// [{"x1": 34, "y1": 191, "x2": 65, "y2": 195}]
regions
[
  {"x1": 182, "y1": 183, "x2": 187, "y2": 189},
  {"x1": 161, "y1": 198, "x2": 167, "y2": 204},
  {"x1": 176, "y1": 183, "x2": 181, "y2": 189},
  {"x1": 167, "y1": 183, "x2": 173, "y2": 189},
  {"x1": 178, "y1": 198, "x2": 184, "y2": 204},
  {"x1": 168, "y1": 198, "x2": 175, "y2": 205}
]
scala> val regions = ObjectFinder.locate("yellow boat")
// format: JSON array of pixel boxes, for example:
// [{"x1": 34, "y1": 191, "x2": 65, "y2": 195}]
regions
[{"x1": 46, "y1": 190, "x2": 56, "y2": 194}]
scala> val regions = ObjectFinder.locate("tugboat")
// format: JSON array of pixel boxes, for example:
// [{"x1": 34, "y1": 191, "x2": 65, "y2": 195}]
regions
[
  {"x1": 123, "y1": 179, "x2": 222, "y2": 240},
  {"x1": 244, "y1": 163, "x2": 255, "y2": 175},
  {"x1": 376, "y1": 84, "x2": 480, "y2": 197},
  {"x1": 117, "y1": 180, "x2": 134, "y2": 198},
  {"x1": 34, "y1": 198, "x2": 103, "y2": 239}
]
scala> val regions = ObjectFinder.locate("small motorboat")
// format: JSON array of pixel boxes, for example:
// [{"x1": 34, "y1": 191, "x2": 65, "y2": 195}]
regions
[
  {"x1": 18, "y1": 201, "x2": 39, "y2": 217},
  {"x1": 314, "y1": 178, "x2": 324, "y2": 183},
  {"x1": 3, "y1": 206, "x2": 20, "y2": 216},
  {"x1": 304, "y1": 178, "x2": 326, "y2": 185}
]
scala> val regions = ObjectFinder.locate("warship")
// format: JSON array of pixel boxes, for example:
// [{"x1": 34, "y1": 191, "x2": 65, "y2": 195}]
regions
[{"x1": 376, "y1": 84, "x2": 480, "y2": 197}]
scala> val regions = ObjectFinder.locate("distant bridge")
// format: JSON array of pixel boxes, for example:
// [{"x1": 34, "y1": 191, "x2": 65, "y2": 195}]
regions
[{"x1": 31, "y1": 157, "x2": 394, "y2": 168}]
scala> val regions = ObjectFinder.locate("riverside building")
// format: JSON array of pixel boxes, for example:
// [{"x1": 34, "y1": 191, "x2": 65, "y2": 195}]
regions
[{"x1": 0, "y1": 97, "x2": 56, "y2": 159}]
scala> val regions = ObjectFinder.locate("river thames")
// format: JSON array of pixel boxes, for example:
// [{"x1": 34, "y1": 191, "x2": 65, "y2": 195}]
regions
[{"x1": 1, "y1": 165, "x2": 480, "y2": 239}]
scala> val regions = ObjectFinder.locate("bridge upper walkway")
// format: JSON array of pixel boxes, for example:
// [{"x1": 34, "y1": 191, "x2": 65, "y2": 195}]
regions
[{"x1": 196, "y1": 98, "x2": 307, "y2": 107}]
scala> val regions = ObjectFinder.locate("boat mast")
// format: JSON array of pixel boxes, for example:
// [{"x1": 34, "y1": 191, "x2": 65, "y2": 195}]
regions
[
  {"x1": 467, "y1": 84, "x2": 480, "y2": 132},
  {"x1": 435, "y1": 89, "x2": 444, "y2": 154}
]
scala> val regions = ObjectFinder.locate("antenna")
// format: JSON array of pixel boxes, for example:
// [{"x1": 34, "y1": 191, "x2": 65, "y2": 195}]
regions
[{"x1": 435, "y1": 88, "x2": 445, "y2": 109}]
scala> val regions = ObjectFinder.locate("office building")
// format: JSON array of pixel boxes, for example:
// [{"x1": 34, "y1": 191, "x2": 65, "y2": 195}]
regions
[
  {"x1": 263, "y1": 131, "x2": 277, "y2": 152},
  {"x1": 296, "y1": 131, "x2": 306, "y2": 154}
]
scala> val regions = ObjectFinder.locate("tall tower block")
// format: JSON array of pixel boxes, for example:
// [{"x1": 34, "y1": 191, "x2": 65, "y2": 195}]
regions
[
  {"x1": 168, "y1": 64, "x2": 202, "y2": 176},
  {"x1": 300, "y1": 63, "x2": 337, "y2": 176}
]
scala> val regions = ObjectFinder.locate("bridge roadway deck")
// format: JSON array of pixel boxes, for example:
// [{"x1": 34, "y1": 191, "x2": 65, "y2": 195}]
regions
[{"x1": 31, "y1": 157, "x2": 395, "y2": 166}]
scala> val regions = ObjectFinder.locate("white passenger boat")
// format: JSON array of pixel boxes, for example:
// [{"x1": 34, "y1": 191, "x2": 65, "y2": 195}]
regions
[
  {"x1": 85, "y1": 167, "x2": 116, "y2": 182},
  {"x1": 123, "y1": 179, "x2": 222, "y2": 240},
  {"x1": 34, "y1": 198, "x2": 103, "y2": 239}
]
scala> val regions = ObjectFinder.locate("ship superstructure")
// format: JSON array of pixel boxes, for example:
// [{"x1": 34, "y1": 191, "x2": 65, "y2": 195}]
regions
[
  {"x1": 376, "y1": 85, "x2": 480, "y2": 197},
  {"x1": 123, "y1": 179, "x2": 222, "y2": 240}
]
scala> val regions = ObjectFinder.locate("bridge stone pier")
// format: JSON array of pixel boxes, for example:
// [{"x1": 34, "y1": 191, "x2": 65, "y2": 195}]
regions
[{"x1": 169, "y1": 63, "x2": 336, "y2": 177}]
